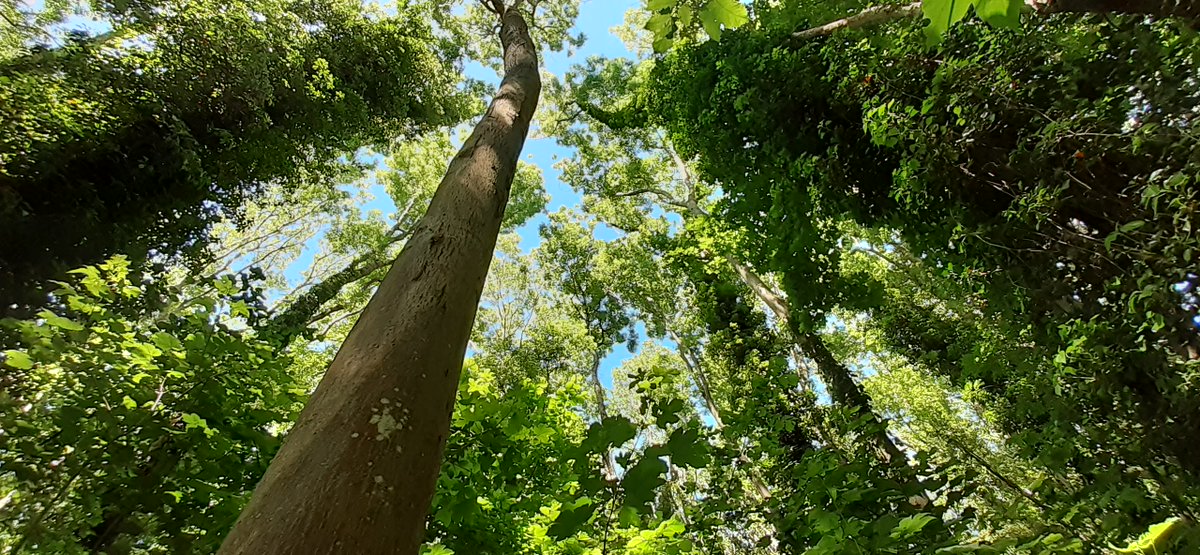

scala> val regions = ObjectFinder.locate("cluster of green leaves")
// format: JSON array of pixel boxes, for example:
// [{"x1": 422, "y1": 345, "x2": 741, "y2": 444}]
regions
[
  {"x1": 922, "y1": 0, "x2": 1021, "y2": 44},
  {"x1": 0, "y1": 0, "x2": 470, "y2": 310},
  {"x1": 642, "y1": 0, "x2": 748, "y2": 52},
  {"x1": 0, "y1": 257, "x2": 305, "y2": 553},
  {"x1": 570, "y1": 0, "x2": 1200, "y2": 551}
]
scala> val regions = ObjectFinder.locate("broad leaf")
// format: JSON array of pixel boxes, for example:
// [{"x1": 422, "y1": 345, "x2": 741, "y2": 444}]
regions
[{"x1": 698, "y1": 0, "x2": 749, "y2": 40}]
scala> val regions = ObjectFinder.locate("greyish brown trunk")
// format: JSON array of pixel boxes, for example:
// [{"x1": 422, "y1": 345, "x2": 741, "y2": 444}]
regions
[{"x1": 218, "y1": 7, "x2": 540, "y2": 555}]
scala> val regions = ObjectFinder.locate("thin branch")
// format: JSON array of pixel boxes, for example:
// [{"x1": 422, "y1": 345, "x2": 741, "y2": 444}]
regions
[{"x1": 610, "y1": 187, "x2": 692, "y2": 211}]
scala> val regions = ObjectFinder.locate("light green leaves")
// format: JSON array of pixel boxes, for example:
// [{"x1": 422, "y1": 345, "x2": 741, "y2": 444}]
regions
[
  {"x1": 3, "y1": 350, "x2": 33, "y2": 369},
  {"x1": 643, "y1": 0, "x2": 750, "y2": 53},
  {"x1": 892, "y1": 513, "x2": 938, "y2": 539},
  {"x1": 921, "y1": 0, "x2": 1021, "y2": 45},
  {"x1": 974, "y1": 0, "x2": 1020, "y2": 28},
  {"x1": 698, "y1": 0, "x2": 748, "y2": 40},
  {"x1": 922, "y1": 0, "x2": 973, "y2": 45},
  {"x1": 181, "y1": 412, "x2": 208, "y2": 430},
  {"x1": 39, "y1": 310, "x2": 84, "y2": 331}
]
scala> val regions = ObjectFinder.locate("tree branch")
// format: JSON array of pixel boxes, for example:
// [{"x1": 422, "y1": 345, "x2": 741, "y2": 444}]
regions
[
  {"x1": 791, "y1": 0, "x2": 1200, "y2": 42},
  {"x1": 793, "y1": 2, "x2": 921, "y2": 40}
]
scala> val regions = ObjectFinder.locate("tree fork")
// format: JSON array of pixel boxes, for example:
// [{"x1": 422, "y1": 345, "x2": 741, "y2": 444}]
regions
[{"x1": 218, "y1": 3, "x2": 539, "y2": 553}]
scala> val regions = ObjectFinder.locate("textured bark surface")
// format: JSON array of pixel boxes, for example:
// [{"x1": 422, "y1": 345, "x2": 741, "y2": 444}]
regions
[{"x1": 218, "y1": 7, "x2": 540, "y2": 554}]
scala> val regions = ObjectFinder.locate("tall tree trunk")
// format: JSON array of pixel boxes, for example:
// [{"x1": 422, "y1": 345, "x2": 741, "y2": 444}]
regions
[
  {"x1": 794, "y1": 331, "x2": 906, "y2": 464},
  {"x1": 218, "y1": 5, "x2": 540, "y2": 554}
]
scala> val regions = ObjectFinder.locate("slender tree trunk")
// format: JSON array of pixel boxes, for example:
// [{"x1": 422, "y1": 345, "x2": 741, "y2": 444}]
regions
[
  {"x1": 218, "y1": 5, "x2": 539, "y2": 554},
  {"x1": 588, "y1": 348, "x2": 618, "y2": 479},
  {"x1": 794, "y1": 331, "x2": 906, "y2": 464},
  {"x1": 727, "y1": 258, "x2": 905, "y2": 463},
  {"x1": 661, "y1": 148, "x2": 901, "y2": 464},
  {"x1": 668, "y1": 332, "x2": 773, "y2": 499},
  {"x1": 669, "y1": 331, "x2": 723, "y2": 427}
]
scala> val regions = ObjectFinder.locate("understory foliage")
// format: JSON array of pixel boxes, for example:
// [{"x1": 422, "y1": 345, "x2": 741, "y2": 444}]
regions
[{"x1": 3, "y1": 0, "x2": 1200, "y2": 554}]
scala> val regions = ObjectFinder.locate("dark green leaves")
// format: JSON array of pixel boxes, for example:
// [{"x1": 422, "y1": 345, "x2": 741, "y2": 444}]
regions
[
  {"x1": 621, "y1": 456, "x2": 668, "y2": 513},
  {"x1": 548, "y1": 498, "x2": 600, "y2": 539}
]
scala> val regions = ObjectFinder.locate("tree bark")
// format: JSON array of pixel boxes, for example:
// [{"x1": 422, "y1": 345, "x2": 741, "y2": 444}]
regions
[{"x1": 217, "y1": 4, "x2": 540, "y2": 554}]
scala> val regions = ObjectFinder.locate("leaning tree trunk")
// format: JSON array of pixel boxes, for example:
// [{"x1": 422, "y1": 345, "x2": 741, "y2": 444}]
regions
[
  {"x1": 218, "y1": 5, "x2": 539, "y2": 554},
  {"x1": 655, "y1": 149, "x2": 904, "y2": 465},
  {"x1": 728, "y1": 258, "x2": 906, "y2": 464}
]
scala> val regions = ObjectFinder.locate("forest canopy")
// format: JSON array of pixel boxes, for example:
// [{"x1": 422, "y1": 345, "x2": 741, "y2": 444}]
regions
[{"x1": 1, "y1": 0, "x2": 1199, "y2": 553}]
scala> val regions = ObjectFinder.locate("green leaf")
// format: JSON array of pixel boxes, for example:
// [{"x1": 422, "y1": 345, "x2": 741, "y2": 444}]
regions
[
  {"x1": 3, "y1": 350, "x2": 33, "y2": 369},
  {"x1": 892, "y1": 513, "x2": 938, "y2": 539},
  {"x1": 653, "y1": 37, "x2": 675, "y2": 53},
  {"x1": 974, "y1": 0, "x2": 1020, "y2": 28},
  {"x1": 39, "y1": 310, "x2": 84, "y2": 331},
  {"x1": 621, "y1": 456, "x2": 667, "y2": 512},
  {"x1": 646, "y1": 0, "x2": 676, "y2": 10},
  {"x1": 922, "y1": 0, "x2": 974, "y2": 45},
  {"x1": 654, "y1": 398, "x2": 685, "y2": 428},
  {"x1": 1110, "y1": 517, "x2": 1185, "y2": 554},
  {"x1": 598, "y1": 415, "x2": 637, "y2": 449},
  {"x1": 666, "y1": 425, "x2": 711, "y2": 468},
  {"x1": 230, "y1": 301, "x2": 251, "y2": 319},
  {"x1": 698, "y1": 0, "x2": 748, "y2": 40},
  {"x1": 122, "y1": 396, "x2": 138, "y2": 410},
  {"x1": 548, "y1": 499, "x2": 597, "y2": 540},
  {"x1": 645, "y1": 13, "x2": 675, "y2": 38},
  {"x1": 421, "y1": 544, "x2": 455, "y2": 555},
  {"x1": 678, "y1": 5, "x2": 693, "y2": 27},
  {"x1": 214, "y1": 277, "x2": 239, "y2": 296},
  {"x1": 182, "y1": 413, "x2": 209, "y2": 431},
  {"x1": 1118, "y1": 220, "x2": 1146, "y2": 233},
  {"x1": 68, "y1": 266, "x2": 106, "y2": 296},
  {"x1": 151, "y1": 331, "x2": 183, "y2": 351}
]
